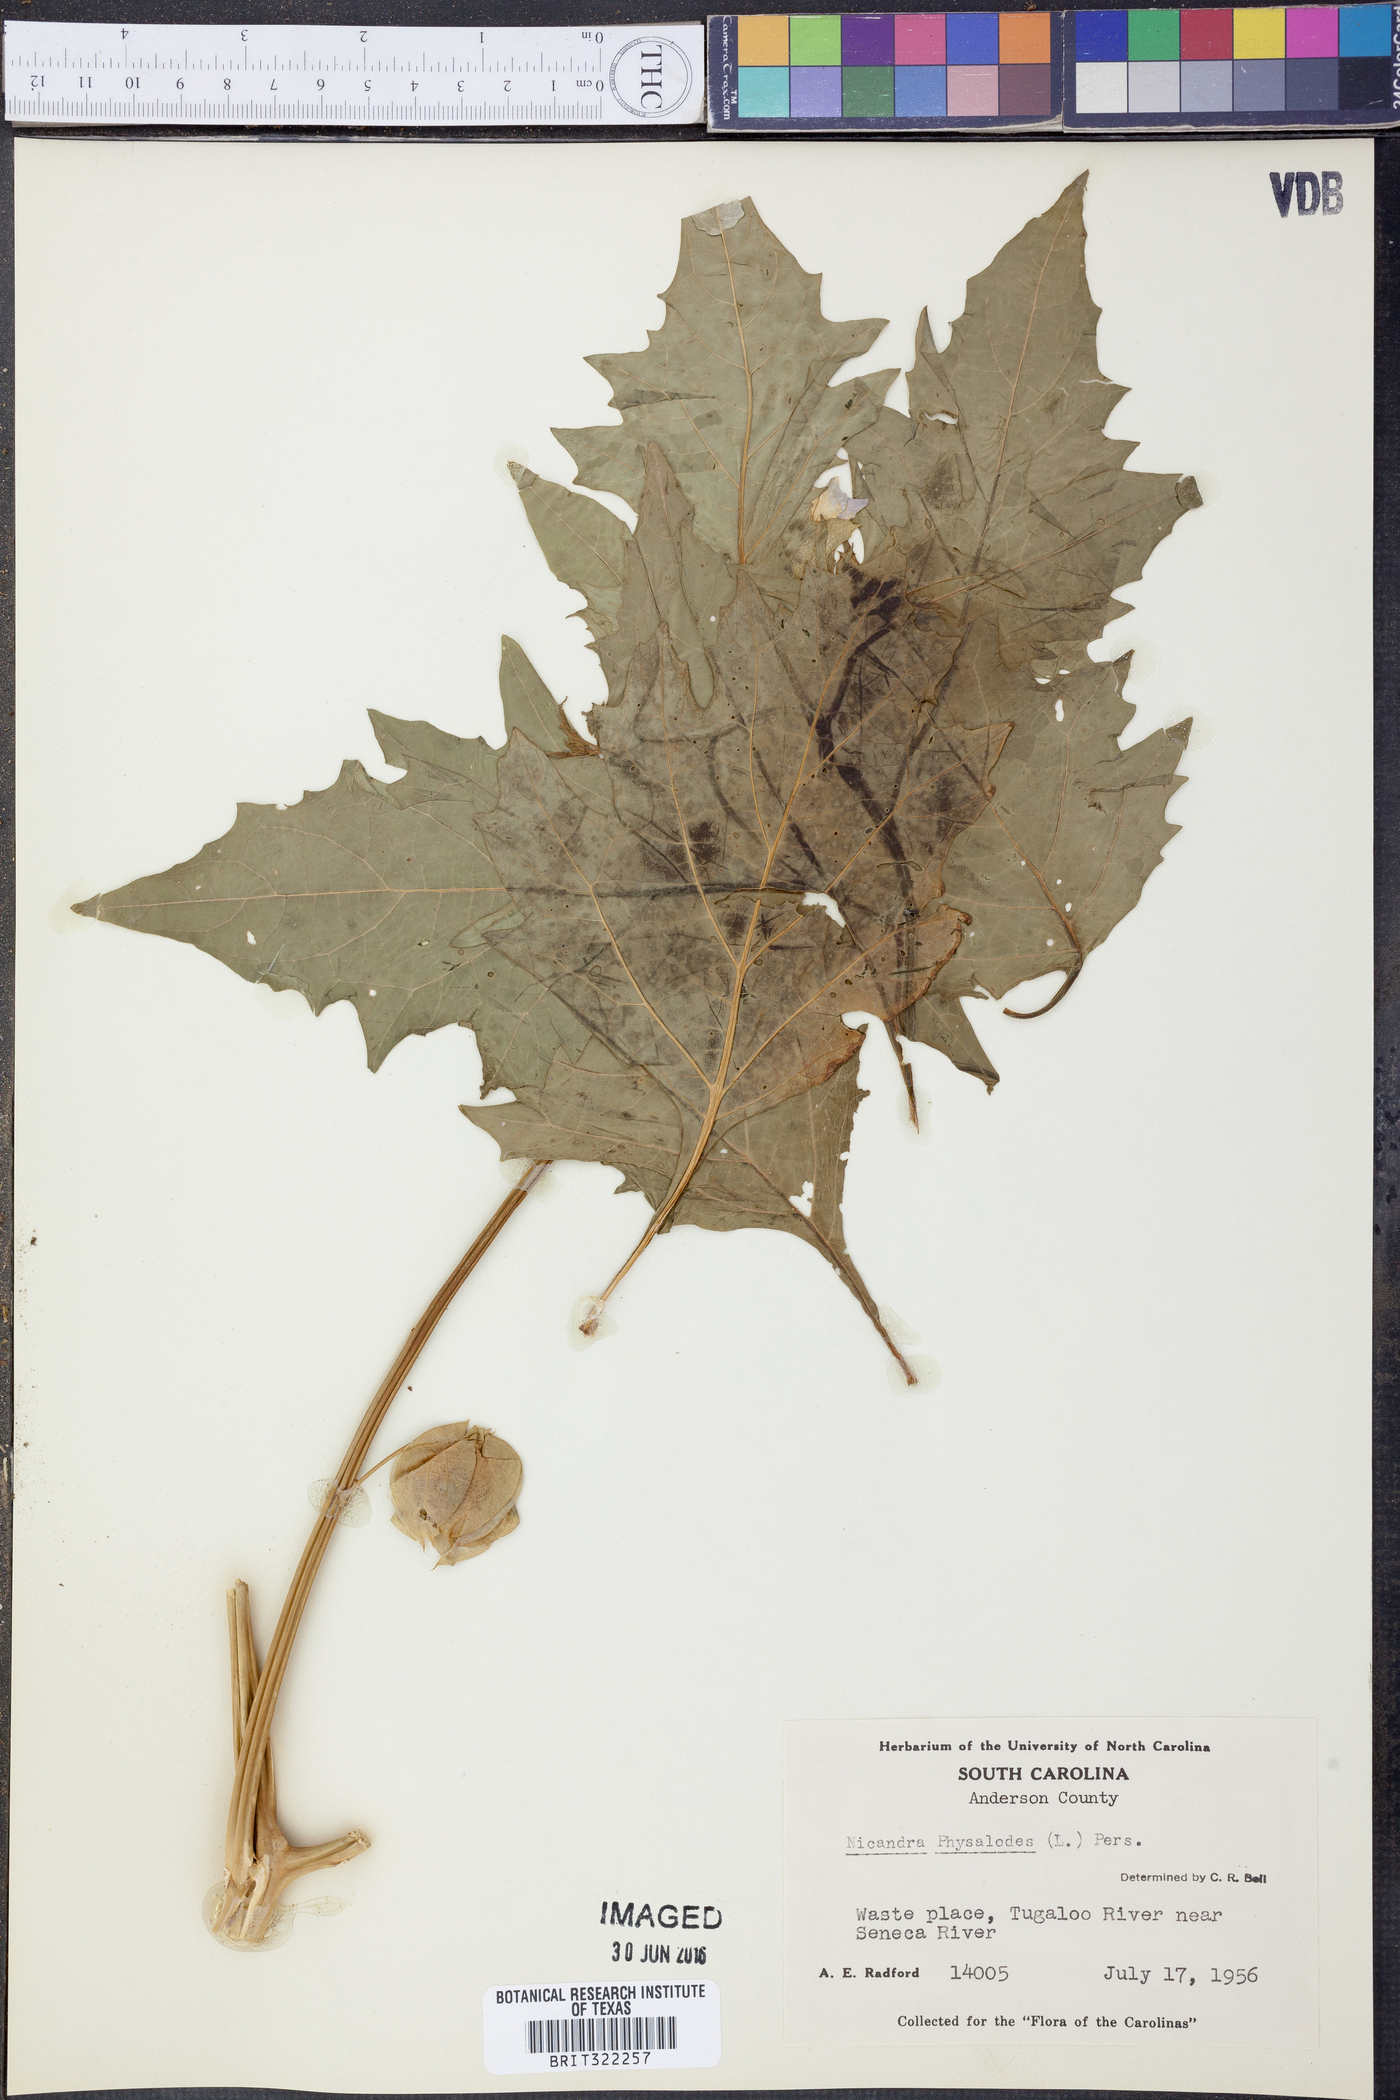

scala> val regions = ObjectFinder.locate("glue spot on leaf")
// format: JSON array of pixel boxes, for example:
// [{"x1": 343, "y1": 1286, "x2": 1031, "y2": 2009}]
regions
[
  {"x1": 695, "y1": 197, "x2": 745, "y2": 235},
  {"x1": 499, "y1": 1157, "x2": 556, "y2": 1201},
  {"x1": 878, "y1": 1303, "x2": 924, "y2": 1347},
  {"x1": 309, "y1": 1479, "x2": 371, "y2": 1527},
  {"x1": 202, "y1": 1885, "x2": 294, "y2": 1952},
  {"x1": 570, "y1": 1295, "x2": 617, "y2": 1350},
  {"x1": 293, "y1": 1893, "x2": 353, "y2": 1918},
  {"x1": 887, "y1": 1352, "x2": 943, "y2": 1394}
]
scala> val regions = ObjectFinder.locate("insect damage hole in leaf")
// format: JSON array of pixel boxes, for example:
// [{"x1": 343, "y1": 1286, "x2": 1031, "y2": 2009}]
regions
[{"x1": 75, "y1": 176, "x2": 1199, "y2": 1941}]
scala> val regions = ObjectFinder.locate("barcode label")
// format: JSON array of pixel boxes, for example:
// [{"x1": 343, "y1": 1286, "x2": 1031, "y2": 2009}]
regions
[
  {"x1": 527, "y1": 2015, "x2": 676, "y2": 2053},
  {"x1": 485, "y1": 1980, "x2": 720, "y2": 2072}
]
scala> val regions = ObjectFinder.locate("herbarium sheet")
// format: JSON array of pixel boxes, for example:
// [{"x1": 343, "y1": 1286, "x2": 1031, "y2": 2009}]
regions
[{"x1": 12, "y1": 137, "x2": 1373, "y2": 2097}]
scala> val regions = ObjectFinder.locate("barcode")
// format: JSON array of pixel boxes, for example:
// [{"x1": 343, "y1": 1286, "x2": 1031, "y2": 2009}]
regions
[{"x1": 527, "y1": 2016, "x2": 678, "y2": 2054}]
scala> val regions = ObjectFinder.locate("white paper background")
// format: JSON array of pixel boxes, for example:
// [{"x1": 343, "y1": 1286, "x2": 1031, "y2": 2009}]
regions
[{"x1": 11, "y1": 137, "x2": 1373, "y2": 2097}]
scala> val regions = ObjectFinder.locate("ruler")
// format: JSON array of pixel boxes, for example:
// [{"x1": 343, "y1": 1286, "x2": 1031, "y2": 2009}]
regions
[{"x1": 3, "y1": 20, "x2": 705, "y2": 126}]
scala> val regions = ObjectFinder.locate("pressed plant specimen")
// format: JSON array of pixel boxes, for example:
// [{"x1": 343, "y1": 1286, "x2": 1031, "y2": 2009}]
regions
[{"x1": 79, "y1": 177, "x2": 1199, "y2": 1942}]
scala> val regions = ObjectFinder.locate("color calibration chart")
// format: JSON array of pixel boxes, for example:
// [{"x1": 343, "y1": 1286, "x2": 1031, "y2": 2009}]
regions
[
  {"x1": 707, "y1": 6, "x2": 1400, "y2": 125},
  {"x1": 1068, "y1": 3, "x2": 1398, "y2": 121},
  {"x1": 709, "y1": 11, "x2": 1062, "y2": 122}
]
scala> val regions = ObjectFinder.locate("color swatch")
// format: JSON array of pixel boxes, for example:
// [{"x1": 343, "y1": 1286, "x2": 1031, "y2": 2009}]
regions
[
  {"x1": 709, "y1": 12, "x2": 1064, "y2": 126},
  {"x1": 1067, "y1": 5, "x2": 1398, "y2": 118},
  {"x1": 709, "y1": 7, "x2": 1400, "y2": 128}
]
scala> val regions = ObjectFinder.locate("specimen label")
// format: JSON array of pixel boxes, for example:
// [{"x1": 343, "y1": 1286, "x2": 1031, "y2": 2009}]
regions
[{"x1": 785, "y1": 1718, "x2": 1317, "y2": 2046}]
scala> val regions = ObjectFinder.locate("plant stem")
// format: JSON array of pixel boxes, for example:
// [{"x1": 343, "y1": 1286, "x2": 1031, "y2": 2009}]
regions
[
  {"x1": 584, "y1": 1185, "x2": 916, "y2": 1386},
  {"x1": 212, "y1": 1160, "x2": 550, "y2": 1944}
]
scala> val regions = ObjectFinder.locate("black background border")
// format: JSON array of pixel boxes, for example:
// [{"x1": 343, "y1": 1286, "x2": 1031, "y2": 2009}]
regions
[{"x1": 0, "y1": 8, "x2": 1392, "y2": 2100}]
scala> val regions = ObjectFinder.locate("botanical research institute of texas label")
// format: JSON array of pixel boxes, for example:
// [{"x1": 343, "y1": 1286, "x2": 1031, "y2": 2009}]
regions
[
  {"x1": 483, "y1": 1979, "x2": 720, "y2": 2073},
  {"x1": 785, "y1": 1716, "x2": 1316, "y2": 2047}
]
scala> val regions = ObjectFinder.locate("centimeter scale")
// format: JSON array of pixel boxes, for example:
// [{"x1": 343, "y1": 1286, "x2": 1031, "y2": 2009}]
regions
[
  {"x1": 9, "y1": 9, "x2": 1397, "y2": 132},
  {"x1": 2, "y1": 21, "x2": 706, "y2": 126}
]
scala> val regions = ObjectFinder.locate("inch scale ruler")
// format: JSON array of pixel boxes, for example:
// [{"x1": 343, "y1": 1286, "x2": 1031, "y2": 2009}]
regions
[{"x1": 3, "y1": 20, "x2": 705, "y2": 126}]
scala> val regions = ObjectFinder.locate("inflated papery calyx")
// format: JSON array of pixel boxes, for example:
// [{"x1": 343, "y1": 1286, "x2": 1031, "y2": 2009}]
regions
[{"x1": 390, "y1": 1422, "x2": 522, "y2": 1566}]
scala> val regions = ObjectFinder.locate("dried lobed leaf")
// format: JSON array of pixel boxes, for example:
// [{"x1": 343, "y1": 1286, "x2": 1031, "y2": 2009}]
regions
[{"x1": 78, "y1": 178, "x2": 1200, "y2": 1366}]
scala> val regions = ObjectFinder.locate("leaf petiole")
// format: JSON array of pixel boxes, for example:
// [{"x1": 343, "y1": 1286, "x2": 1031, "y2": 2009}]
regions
[{"x1": 211, "y1": 1159, "x2": 550, "y2": 1945}]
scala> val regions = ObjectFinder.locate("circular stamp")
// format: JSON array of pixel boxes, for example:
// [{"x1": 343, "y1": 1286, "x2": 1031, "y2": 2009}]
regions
[{"x1": 608, "y1": 36, "x2": 694, "y2": 118}]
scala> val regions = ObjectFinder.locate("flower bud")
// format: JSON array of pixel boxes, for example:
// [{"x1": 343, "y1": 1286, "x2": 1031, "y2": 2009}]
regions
[{"x1": 389, "y1": 1422, "x2": 521, "y2": 1568}]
